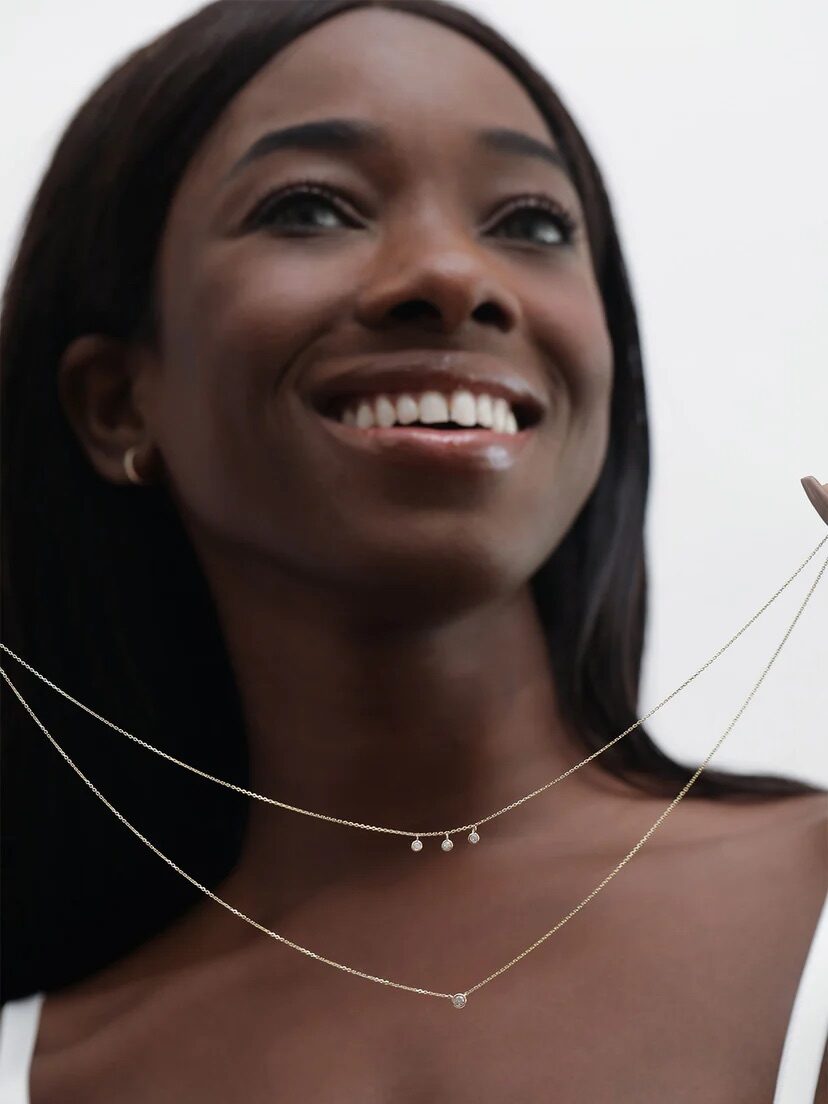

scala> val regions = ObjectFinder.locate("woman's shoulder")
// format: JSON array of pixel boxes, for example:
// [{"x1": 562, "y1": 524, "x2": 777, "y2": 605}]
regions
[
  {"x1": 720, "y1": 786, "x2": 827, "y2": 858},
  {"x1": 653, "y1": 783, "x2": 827, "y2": 851},
  {"x1": 649, "y1": 786, "x2": 828, "y2": 1101},
  {"x1": 664, "y1": 785, "x2": 827, "y2": 884},
  {"x1": 748, "y1": 789, "x2": 828, "y2": 1104},
  {"x1": 724, "y1": 786, "x2": 827, "y2": 842},
  {"x1": 25, "y1": 787, "x2": 828, "y2": 1103},
  {"x1": 29, "y1": 967, "x2": 167, "y2": 1104}
]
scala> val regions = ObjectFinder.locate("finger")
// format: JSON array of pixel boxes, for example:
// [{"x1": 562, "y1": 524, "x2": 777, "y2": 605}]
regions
[{"x1": 801, "y1": 475, "x2": 828, "y2": 525}]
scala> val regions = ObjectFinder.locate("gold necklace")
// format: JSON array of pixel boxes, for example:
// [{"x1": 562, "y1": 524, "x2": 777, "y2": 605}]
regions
[
  {"x1": 1, "y1": 531, "x2": 826, "y2": 1008},
  {"x1": 0, "y1": 534, "x2": 825, "y2": 854}
]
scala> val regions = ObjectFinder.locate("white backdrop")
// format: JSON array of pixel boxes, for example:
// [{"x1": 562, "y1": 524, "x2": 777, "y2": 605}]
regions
[{"x1": 2, "y1": 0, "x2": 826, "y2": 787}]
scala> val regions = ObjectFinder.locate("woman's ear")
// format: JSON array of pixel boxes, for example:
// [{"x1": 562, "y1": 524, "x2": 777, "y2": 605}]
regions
[{"x1": 57, "y1": 334, "x2": 158, "y2": 485}]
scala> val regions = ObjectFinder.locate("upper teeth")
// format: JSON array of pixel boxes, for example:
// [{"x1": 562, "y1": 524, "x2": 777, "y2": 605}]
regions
[{"x1": 340, "y1": 390, "x2": 519, "y2": 434}]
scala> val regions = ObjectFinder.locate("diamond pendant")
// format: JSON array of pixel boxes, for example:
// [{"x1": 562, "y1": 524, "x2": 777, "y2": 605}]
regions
[
  {"x1": 451, "y1": 993, "x2": 468, "y2": 1008},
  {"x1": 410, "y1": 828, "x2": 480, "y2": 852}
]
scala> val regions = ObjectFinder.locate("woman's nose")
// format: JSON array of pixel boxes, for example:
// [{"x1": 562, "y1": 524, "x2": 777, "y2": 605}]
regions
[{"x1": 353, "y1": 230, "x2": 522, "y2": 336}]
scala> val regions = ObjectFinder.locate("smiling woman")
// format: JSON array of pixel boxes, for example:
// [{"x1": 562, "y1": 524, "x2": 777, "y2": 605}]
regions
[{"x1": 1, "y1": 1, "x2": 826, "y2": 1102}]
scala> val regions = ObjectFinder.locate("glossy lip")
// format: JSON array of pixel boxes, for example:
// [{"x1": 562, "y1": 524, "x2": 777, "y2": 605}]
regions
[
  {"x1": 314, "y1": 410, "x2": 536, "y2": 473},
  {"x1": 305, "y1": 351, "x2": 548, "y2": 429}
]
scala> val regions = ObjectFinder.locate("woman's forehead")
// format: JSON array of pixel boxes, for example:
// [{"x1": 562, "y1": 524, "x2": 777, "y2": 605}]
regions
[{"x1": 193, "y1": 7, "x2": 554, "y2": 178}]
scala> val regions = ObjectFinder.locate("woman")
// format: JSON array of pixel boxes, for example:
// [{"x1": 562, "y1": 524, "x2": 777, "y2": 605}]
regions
[{"x1": 1, "y1": 0, "x2": 826, "y2": 1099}]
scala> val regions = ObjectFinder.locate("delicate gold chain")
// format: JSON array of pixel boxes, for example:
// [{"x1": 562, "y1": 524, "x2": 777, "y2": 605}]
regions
[
  {"x1": 1, "y1": 534, "x2": 826, "y2": 854},
  {"x1": 1, "y1": 535, "x2": 826, "y2": 1008}
]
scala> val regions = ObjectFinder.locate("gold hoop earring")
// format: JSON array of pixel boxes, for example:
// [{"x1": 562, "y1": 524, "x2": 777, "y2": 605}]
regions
[{"x1": 123, "y1": 445, "x2": 147, "y2": 485}]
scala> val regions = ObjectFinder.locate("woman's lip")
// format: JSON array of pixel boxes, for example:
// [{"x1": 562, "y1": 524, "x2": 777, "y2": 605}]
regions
[{"x1": 315, "y1": 412, "x2": 535, "y2": 472}]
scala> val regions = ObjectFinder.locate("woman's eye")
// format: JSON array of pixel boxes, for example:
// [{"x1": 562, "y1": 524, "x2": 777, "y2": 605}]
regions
[
  {"x1": 488, "y1": 199, "x2": 579, "y2": 247},
  {"x1": 245, "y1": 184, "x2": 578, "y2": 247},
  {"x1": 247, "y1": 185, "x2": 357, "y2": 233}
]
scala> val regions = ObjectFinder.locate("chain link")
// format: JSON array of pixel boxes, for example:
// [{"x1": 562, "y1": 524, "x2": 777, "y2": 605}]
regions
[
  {"x1": 1, "y1": 535, "x2": 826, "y2": 842},
  {"x1": 1, "y1": 533, "x2": 826, "y2": 1006}
]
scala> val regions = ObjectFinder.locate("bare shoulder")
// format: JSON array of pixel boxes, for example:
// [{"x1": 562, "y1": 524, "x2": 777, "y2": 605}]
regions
[
  {"x1": 685, "y1": 787, "x2": 828, "y2": 888},
  {"x1": 669, "y1": 786, "x2": 828, "y2": 854},
  {"x1": 759, "y1": 788, "x2": 828, "y2": 833},
  {"x1": 768, "y1": 790, "x2": 828, "y2": 1104},
  {"x1": 746, "y1": 788, "x2": 828, "y2": 869},
  {"x1": 781, "y1": 794, "x2": 828, "y2": 1104},
  {"x1": 728, "y1": 790, "x2": 828, "y2": 1104},
  {"x1": 670, "y1": 788, "x2": 827, "y2": 1101}
]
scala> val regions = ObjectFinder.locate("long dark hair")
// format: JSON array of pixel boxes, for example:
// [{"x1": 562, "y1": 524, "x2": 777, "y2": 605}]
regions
[{"x1": 2, "y1": 0, "x2": 822, "y2": 1002}]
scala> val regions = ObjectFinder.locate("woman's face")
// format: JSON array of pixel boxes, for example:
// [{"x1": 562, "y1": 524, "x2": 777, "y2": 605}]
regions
[{"x1": 145, "y1": 7, "x2": 613, "y2": 612}]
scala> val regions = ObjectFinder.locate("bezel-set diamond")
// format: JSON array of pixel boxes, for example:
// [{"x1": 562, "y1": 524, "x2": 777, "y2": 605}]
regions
[{"x1": 410, "y1": 829, "x2": 481, "y2": 851}]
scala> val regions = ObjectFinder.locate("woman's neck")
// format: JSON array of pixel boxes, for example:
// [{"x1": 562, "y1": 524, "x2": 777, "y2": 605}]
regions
[{"x1": 186, "y1": 537, "x2": 628, "y2": 926}]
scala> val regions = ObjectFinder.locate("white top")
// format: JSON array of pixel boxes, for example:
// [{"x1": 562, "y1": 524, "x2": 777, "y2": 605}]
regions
[{"x1": 2, "y1": 886, "x2": 827, "y2": 1102}]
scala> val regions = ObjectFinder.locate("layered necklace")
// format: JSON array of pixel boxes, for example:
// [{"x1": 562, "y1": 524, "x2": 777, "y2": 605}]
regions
[{"x1": 2, "y1": 485, "x2": 826, "y2": 1008}]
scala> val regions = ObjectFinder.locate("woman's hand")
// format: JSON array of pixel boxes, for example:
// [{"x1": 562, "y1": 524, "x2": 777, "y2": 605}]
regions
[{"x1": 801, "y1": 476, "x2": 828, "y2": 525}]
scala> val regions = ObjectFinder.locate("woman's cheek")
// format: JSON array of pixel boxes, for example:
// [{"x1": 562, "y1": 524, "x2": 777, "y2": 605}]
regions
[
  {"x1": 524, "y1": 273, "x2": 613, "y2": 410},
  {"x1": 193, "y1": 243, "x2": 359, "y2": 385}
]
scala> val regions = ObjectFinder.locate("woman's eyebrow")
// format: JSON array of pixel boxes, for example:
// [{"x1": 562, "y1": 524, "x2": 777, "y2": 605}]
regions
[{"x1": 220, "y1": 117, "x2": 573, "y2": 185}]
